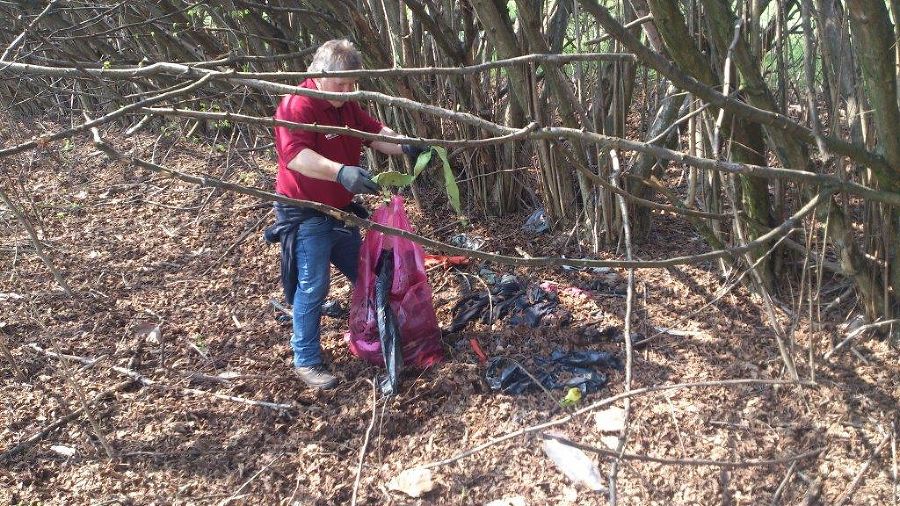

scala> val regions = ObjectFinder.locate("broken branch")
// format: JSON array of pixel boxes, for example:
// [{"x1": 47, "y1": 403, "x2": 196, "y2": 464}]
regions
[
  {"x1": 27, "y1": 343, "x2": 295, "y2": 411},
  {"x1": 0, "y1": 379, "x2": 133, "y2": 462}
]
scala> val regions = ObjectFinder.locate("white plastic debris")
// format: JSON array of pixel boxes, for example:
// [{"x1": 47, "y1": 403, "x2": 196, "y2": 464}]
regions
[
  {"x1": 593, "y1": 406, "x2": 626, "y2": 432},
  {"x1": 600, "y1": 435, "x2": 620, "y2": 450},
  {"x1": 522, "y1": 208, "x2": 549, "y2": 235},
  {"x1": 541, "y1": 436, "x2": 605, "y2": 491},
  {"x1": 146, "y1": 326, "x2": 162, "y2": 345},
  {"x1": 387, "y1": 467, "x2": 434, "y2": 498},
  {"x1": 841, "y1": 314, "x2": 866, "y2": 334},
  {"x1": 50, "y1": 445, "x2": 76, "y2": 457}
]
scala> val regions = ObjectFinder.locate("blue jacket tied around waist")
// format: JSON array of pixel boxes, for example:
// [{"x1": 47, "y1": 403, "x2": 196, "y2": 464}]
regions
[{"x1": 264, "y1": 200, "x2": 369, "y2": 303}]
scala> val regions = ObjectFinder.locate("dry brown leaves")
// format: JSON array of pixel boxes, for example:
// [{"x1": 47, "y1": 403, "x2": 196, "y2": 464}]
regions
[{"x1": 0, "y1": 123, "x2": 896, "y2": 505}]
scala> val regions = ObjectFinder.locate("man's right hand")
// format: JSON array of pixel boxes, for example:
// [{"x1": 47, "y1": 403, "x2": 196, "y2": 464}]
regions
[
  {"x1": 401, "y1": 144, "x2": 429, "y2": 160},
  {"x1": 336, "y1": 165, "x2": 380, "y2": 195}
]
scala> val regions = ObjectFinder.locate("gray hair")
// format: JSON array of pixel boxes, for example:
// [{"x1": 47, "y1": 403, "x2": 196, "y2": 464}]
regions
[{"x1": 307, "y1": 39, "x2": 363, "y2": 72}]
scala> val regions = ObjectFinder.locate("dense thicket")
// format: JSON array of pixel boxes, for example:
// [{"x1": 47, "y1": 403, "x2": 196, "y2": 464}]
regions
[{"x1": 1, "y1": 0, "x2": 897, "y2": 340}]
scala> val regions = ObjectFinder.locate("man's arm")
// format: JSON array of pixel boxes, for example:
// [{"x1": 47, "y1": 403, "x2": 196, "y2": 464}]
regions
[
  {"x1": 369, "y1": 126, "x2": 404, "y2": 155},
  {"x1": 287, "y1": 147, "x2": 379, "y2": 195},
  {"x1": 287, "y1": 148, "x2": 342, "y2": 181}
]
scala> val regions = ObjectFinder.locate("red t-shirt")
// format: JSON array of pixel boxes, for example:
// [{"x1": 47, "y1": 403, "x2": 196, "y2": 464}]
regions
[{"x1": 273, "y1": 79, "x2": 384, "y2": 208}]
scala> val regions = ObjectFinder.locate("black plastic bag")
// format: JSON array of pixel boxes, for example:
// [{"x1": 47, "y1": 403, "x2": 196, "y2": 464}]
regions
[{"x1": 375, "y1": 250, "x2": 403, "y2": 396}]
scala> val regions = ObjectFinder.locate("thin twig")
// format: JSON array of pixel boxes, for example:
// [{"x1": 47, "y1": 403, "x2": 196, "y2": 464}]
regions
[
  {"x1": 634, "y1": 232, "x2": 795, "y2": 348},
  {"x1": 609, "y1": 147, "x2": 634, "y2": 505},
  {"x1": 351, "y1": 377, "x2": 378, "y2": 506},
  {"x1": 504, "y1": 357, "x2": 558, "y2": 408},
  {"x1": 799, "y1": 477, "x2": 822, "y2": 506},
  {"x1": 770, "y1": 461, "x2": 798, "y2": 506},
  {"x1": 144, "y1": 106, "x2": 539, "y2": 149},
  {"x1": 48, "y1": 332, "x2": 115, "y2": 459},
  {"x1": 0, "y1": 187, "x2": 72, "y2": 296},
  {"x1": 0, "y1": 71, "x2": 217, "y2": 158},
  {"x1": 218, "y1": 453, "x2": 283, "y2": 506},
  {"x1": 203, "y1": 212, "x2": 268, "y2": 275},
  {"x1": 270, "y1": 299, "x2": 292, "y2": 317},
  {"x1": 0, "y1": 328, "x2": 25, "y2": 382},
  {"x1": 0, "y1": 0, "x2": 60, "y2": 62},
  {"x1": 891, "y1": 421, "x2": 897, "y2": 506},
  {"x1": 823, "y1": 318, "x2": 900, "y2": 360},
  {"x1": 799, "y1": 0, "x2": 829, "y2": 158}
]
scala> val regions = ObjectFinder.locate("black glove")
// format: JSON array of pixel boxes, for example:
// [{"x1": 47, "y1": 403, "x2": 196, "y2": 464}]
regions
[
  {"x1": 401, "y1": 144, "x2": 429, "y2": 160},
  {"x1": 336, "y1": 165, "x2": 380, "y2": 195}
]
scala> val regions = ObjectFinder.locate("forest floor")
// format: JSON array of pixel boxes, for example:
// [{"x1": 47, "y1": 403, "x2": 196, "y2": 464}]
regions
[{"x1": 1, "y1": 122, "x2": 897, "y2": 505}]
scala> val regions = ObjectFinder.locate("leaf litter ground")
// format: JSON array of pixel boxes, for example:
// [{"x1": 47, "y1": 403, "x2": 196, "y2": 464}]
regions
[{"x1": 0, "y1": 127, "x2": 897, "y2": 505}]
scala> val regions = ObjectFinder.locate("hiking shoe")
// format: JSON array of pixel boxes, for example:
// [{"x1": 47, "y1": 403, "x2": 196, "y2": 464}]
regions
[{"x1": 294, "y1": 365, "x2": 338, "y2": 389}]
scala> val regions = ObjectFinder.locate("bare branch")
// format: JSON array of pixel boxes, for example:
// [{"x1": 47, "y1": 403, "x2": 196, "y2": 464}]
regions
[
  {"x1": 231, "y1": 52, "x2": 636, "y2": 79},
  {"x1": 574, "y1": 0, "x2": 894, "y2": 178},
  {"x1": 28, "y1": 343, "x2": 296, "y2": 411},
  {"x1": 87, "y1": 130, "x2": 835, "y2": 270},
  {"x1": 0, "y1": 71, "x2": 217, "y2": 158},
  {"x1": 417, "y1": 379, "x2": 815, "y2": 470},
  {"x1": 126, "y1": 109, "x2": 900, "y2": 207},
  {"x1": 823, "y1": 318, "x2": 900, "y2": 360},
  {"x1": 0, "y1": 0, "x2": 60, "y2": 62},
  {"x1": 0, "y1": 186, "x2": 72, "y2": 296},
  {"x1": 2, "y1": 60, "x2": 897, "y2": 206},
  {"x1": 546, "y1": 433, "x2": 824, "y2": 468}
]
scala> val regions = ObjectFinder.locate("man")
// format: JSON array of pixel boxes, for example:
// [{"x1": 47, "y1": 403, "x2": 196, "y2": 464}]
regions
[{"x1": 268, "y1": 39, "x2": 424, "y2": 389}]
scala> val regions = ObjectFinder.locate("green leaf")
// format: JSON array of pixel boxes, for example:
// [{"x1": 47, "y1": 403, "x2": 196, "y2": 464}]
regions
[
  {"x1": 372, "y1": 148, "x2": 432, "y2": 188},
  {"x1": 506, "y1": 0, "x2": 517, "y2": 20},
  {"x1": 434, "y1": 146, "x2": 461, "y2": 215},
  {"x1": 371, "y1": 146, "x2": 462, "y2": 216},
  {"x1": 558, "y1": 387, "x2": 582, "y2": 407},
  {"x1": 412, "y1": 147, "x2": 433, "y2": 177},
  {"x1": 372, "y1": 170, "x2": 416, "y2": 187}
]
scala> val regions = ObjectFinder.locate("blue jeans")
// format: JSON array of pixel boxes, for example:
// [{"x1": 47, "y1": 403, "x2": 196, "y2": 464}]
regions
[{"x1": 291, "y1": 215, "x2": 361, "y2": 367}]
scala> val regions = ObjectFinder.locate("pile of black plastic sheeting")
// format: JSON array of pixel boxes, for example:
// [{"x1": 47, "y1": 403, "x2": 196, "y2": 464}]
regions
[
  {"x1": 485, "y1": 350, "x2": 623, "y2": 395},
  {"x1": 449, "y1": 275, "x2": 568, "y2": 332}
]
